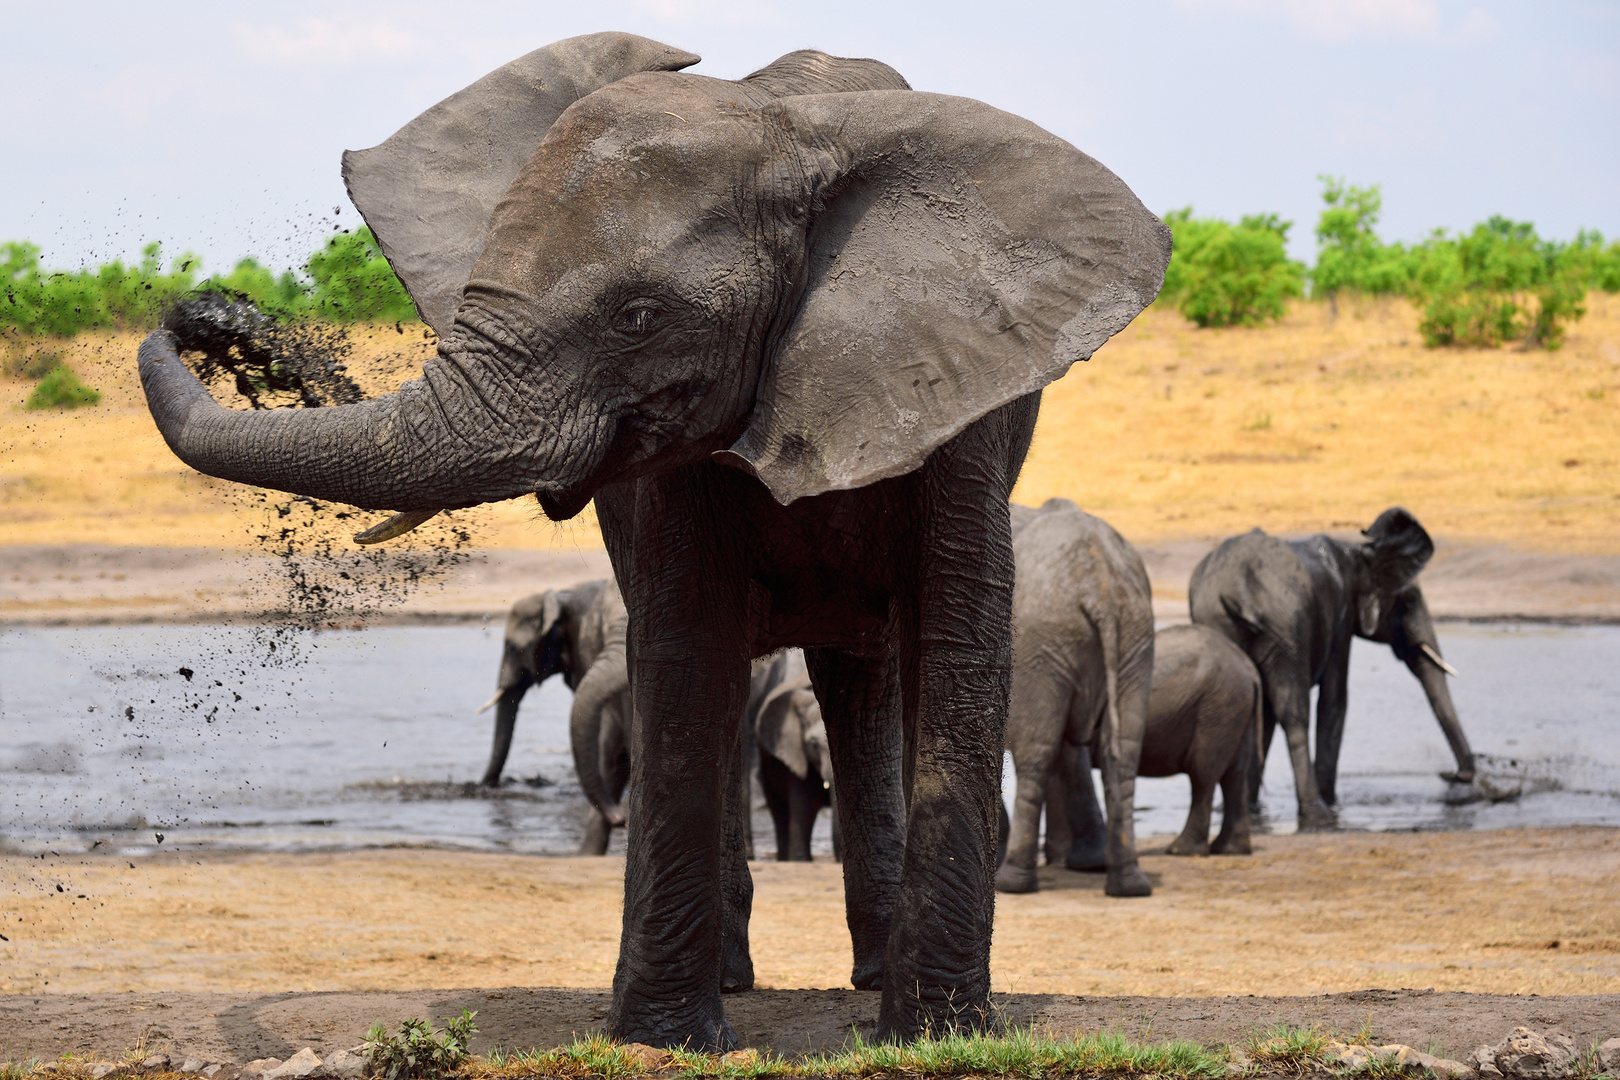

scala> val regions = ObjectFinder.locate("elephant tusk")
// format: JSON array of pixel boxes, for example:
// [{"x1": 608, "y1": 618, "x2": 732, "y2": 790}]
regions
[
  {"x1": 353, "y1": 508, "x2": 441, "y2": 545},
  {"x1": 1420, "y1": 643, "x2": 1459, "y2": 677},
  {"x1": 476, "y1": 691, "x2": 502, "y2": 715}
]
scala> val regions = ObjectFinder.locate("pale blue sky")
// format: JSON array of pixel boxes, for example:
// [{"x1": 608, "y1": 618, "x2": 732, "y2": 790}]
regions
[{"x1": 4, "y1": 0, "x2": 1616, "y2": 274}]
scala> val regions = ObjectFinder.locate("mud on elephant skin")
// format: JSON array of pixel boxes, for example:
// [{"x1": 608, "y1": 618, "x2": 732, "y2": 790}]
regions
[
  {"x1": 1188, "y1": 508, "x2": 1474, "y2": 829},
  {"x1": 137, "y1": 33, "x2": 1169, "y2": 1047},
  {"x1": 998, "y1": 499, "x2": 1156, "y2": 899}
]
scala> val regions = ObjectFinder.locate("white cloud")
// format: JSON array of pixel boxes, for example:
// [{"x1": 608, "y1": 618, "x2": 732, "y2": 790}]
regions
[
  {"x1": 1176, "y1": 0, "x2": 1447, "y2": 42},
  {"x1": 233, "y1": 15, "x2": 429, "y2": 66}
]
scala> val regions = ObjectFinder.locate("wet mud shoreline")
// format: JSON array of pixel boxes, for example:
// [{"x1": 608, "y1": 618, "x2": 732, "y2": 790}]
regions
[{"x1": 6, "y1": 987, "x2": 1620, "y2": 1065}]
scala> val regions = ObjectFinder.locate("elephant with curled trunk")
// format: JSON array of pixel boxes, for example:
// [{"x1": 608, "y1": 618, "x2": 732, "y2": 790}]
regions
[
  {"x1": 478, "y1": 580, "x2": 624, "y2": 782},
  {"x1": 136, "y1": 33, "x2": 1169, "y2": 1046},
  {"x1": 1189, "y1": 507, "x2": 1474, "y2": 828},
  {"x1": 997, "y1": 498, "x2": 1155, "y2": 897}
]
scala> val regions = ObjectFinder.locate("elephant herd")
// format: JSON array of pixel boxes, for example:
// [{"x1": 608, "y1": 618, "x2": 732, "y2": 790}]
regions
[
  {"x1": 134, "y1": 30, "x2": 1477, "y2": 1047},
  {"x1": 482, "y1": 500, "x2": 1473, "y2": 903}
]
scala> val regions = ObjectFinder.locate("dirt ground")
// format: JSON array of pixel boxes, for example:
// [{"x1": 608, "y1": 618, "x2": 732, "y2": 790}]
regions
[
  {"x1": 4, "y1": 295, "x2": 1618, "y2": 554},
  {"x1": 4, "y1": 828, "x2": 1617, "y2": 1060}
]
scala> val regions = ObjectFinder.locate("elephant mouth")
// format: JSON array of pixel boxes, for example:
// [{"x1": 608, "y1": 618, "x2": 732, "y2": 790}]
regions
[{"x1": 537, "y1": 484, "x2": 594, "y2": 523}]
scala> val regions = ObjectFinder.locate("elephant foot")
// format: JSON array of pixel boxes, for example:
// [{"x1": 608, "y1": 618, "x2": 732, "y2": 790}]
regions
[
  {"x1": 1105, "y1": 863, "x2": 1152, "y2": 897},
  {"x1": 1164, "y1": 834, "x2": 1210, "y2": 857},
  {"x1": 720, "y1": 972, "x2": 751, "y2": 993},
  {"x1": 850, "y1": 959, "x2": 883, "y2": 991},
  {"x1": 1210, "y1": 831, "x2": 1252, "y2": 855},
  {"x1": 876, "y1": 983, "x2": 994, "y2": 1042},
  {"x1": 994, "y1": 862, "x2": 1039, "y2": 894},
  {"x1": 607, "y1": 999, "x2": 735, "y2": 1051},
  {"x1": 1296, "y1": 801, "x2": 1337, "y2": 832}
]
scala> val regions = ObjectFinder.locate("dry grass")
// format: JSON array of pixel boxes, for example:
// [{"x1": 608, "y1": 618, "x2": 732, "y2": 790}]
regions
[{"x1": 3, "y1": 294, "x2": 1617, "y2": 553}]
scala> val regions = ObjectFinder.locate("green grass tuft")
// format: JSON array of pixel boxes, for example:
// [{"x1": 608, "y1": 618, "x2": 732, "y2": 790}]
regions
[{"x1": 25, "y1": 364, "x2": 100, "y2": 409}]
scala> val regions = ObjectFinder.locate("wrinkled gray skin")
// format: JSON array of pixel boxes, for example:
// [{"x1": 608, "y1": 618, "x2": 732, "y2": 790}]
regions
[
  {"x1": 136, "y1": 35, "x2": 1168, "y2": 1047},
  {"x1": 1188, "y1": 507, "x2": 1473, "y2": 828},
  {"x1": 997, "y1": 499, "x2": 1155, "y2": 898},
  {"x1": 754, "y1": 649, "x2": 840, "y2": 861}
]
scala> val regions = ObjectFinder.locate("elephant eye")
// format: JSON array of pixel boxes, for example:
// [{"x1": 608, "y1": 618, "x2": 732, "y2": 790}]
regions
[{"x1": 612, "y1": 300, "x2": 664, "y2": 337}]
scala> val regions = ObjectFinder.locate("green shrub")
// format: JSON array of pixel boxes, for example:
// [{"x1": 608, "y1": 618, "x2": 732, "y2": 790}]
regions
[
  {"x1": 25, "y1": 365, "x2": 101, "y2": 409},
  {"x1": 363, "y1": 1009, "x2": 477, "y2": 1080},
  {"x1": 1161, "y1": 208, "x2": 1305, "y2": 327},
  {"x1": 306, "y1": 227, "x2": 418, "y2": 323},
  {"x1": 1409, "y1": 216, "x2": 1590, "y2": 349}
]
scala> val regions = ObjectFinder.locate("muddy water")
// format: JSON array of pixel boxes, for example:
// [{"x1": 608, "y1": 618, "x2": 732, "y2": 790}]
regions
[{"x1": 2, "y1": 621, "x2": 1617, "y2": 856}]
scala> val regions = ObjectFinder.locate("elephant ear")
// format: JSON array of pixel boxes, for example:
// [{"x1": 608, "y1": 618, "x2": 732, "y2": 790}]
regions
[
  {"x1": 757, "y1": 675, "x2": 813, "y2": 779},
  {"x1": 722, "y1": 91, "x2": 1171, "y2": 504},
  {"x1": 342, "y1": 32, "x2": 700, "y2": 334}
]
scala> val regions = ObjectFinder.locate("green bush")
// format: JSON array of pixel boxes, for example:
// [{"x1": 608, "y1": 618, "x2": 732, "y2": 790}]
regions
[
  {"x1": 1, "y1": 227, "x2": 417, "y2": 338},
  {"x1": 1161, "y1": 208, "x2": 1305, "y2": 327},
  {"x1": 305, "y1": 228, "x2": 417, "y2": 323},
  {"x1": 363, "y1": 1009, "x2": 477, "y2": 1080},
  {"x1": 25, "y1": 365, "x2": 101, "y2": 409},
  {"x1": 1407, "y1": 216, "x2": 1592, "y2": 349}
]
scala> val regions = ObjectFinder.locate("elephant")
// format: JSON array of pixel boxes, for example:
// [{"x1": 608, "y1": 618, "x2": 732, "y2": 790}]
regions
[
  {"x1": 136, "y1": 33, "x2": 1169, "y2": 1046},
  {"x1": 1060, "y1": 624, "x2": 1262, "y2": 860},
  {"x1": 753, "y1": 648, "x2": 840, "y2": 861},
  {"x1": 997, "y1": 498, "x2": 1155, "y2": 898},
  {"x1": 1188, "y1": 507, "x2": 1474, "y2": 829}
]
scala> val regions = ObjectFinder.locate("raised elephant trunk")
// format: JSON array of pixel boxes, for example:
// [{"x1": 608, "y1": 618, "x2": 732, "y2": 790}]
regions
[
  {"x1": 569, "y1": 643, "x2": 629, "y2": 826},
  {"x1": 138, "y1": 330, "x2": 520, "y2": 516}
]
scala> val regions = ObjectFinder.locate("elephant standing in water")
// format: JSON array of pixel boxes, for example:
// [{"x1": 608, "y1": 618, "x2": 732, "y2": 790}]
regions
[
  {"x1": 138, "y1": 33, "x2": 1168, "y2": 1046},
  {"x1": 997, "y1": 499, "x2": 1155, "y2": 897},
  {"x1": 1189, "y1": 508, "x2": 1474, "y2": 828},
  {"x1": 1060, "y1": 624, "x2": 1263, "y2": 860}
]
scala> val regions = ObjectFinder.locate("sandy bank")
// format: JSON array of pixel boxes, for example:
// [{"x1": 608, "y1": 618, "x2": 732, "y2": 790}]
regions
[
  {"x1": 4, "y1": 537, "x2": 1618, "y2": 625},
  {"x1": 2, "y1": 827, "x2": 1617, "y2": 1059}
]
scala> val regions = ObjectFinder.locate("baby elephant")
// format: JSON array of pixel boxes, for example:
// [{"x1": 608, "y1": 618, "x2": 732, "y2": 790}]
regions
[{"x1": 1138, "y1": 624, "x2": 1263, "y2": 856}]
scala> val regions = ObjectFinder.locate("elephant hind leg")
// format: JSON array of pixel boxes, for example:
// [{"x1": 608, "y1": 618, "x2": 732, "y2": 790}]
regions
[
  {"x1": 1210, "y1": 759, "x2": 1254, "y2": 855},
  {"x1": 578, "y1": 808, "x2": 611, "y2": 856},
  {"x1": 1165, "y1": 774, "x2": 1214, "y2": 856}
]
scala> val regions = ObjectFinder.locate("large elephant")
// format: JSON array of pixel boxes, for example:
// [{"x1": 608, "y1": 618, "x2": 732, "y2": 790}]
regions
[
  {"x1": 136, "y1": 34, "x2": 1168, "y2": 1046},
  {"x1": 753, "y1": 648, "x2": 839, "y2": 862},
  {"x1": 1188, "y1": 508, "x2": 1474, "y2": 829},
  {"x1": 997, "y1": 499, "x2": 1155, "y2": 897}
]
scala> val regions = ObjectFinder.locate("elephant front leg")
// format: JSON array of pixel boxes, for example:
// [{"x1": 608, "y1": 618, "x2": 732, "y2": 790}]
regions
[
  {"x1": 606, "y1": 642, "x2": 751, "y2": 1048},
  {"x1": 877, "y1": 475, "x2": 1015, "y2": 1040},
  {"x1": 805, "y1": 647, "x2": 905, "y2": 991}
]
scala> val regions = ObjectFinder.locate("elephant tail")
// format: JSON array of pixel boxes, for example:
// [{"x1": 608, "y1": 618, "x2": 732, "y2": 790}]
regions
[{"x1": 569, "y1": 642, "x2": 629, "y2": 826}]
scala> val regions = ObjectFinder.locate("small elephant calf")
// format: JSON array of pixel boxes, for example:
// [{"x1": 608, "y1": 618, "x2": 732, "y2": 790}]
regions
[{"x1": 1138, "y1": 624, "x2": 1262, "y2": 855}]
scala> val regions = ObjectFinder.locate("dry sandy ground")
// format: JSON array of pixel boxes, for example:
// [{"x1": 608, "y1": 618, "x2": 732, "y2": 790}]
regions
[{"x1": 3, "y1": 829, "x2": 1617, "y2": 1060}]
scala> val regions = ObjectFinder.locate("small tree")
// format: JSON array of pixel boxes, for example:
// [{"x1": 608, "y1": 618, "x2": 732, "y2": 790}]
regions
[{"x1": 1310, "y1": 177, "x2": 1410, "y2": 313}]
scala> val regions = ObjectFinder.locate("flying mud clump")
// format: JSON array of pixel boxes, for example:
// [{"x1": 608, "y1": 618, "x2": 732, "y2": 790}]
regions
[{"x1": 162, "y1": 291, "x2": 477, "y2": 643}]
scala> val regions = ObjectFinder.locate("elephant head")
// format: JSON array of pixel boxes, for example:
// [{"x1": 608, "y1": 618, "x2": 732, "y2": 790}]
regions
[
  {"x1": 478, "y1": 587, "x2": 577, "y2": 786},
  {"x1": 1352, "y1": 507, "x2": 1435, "y2": 639},
  {"x1": 137, "y1": 33, "x2": 1170, "y2": 530}
]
